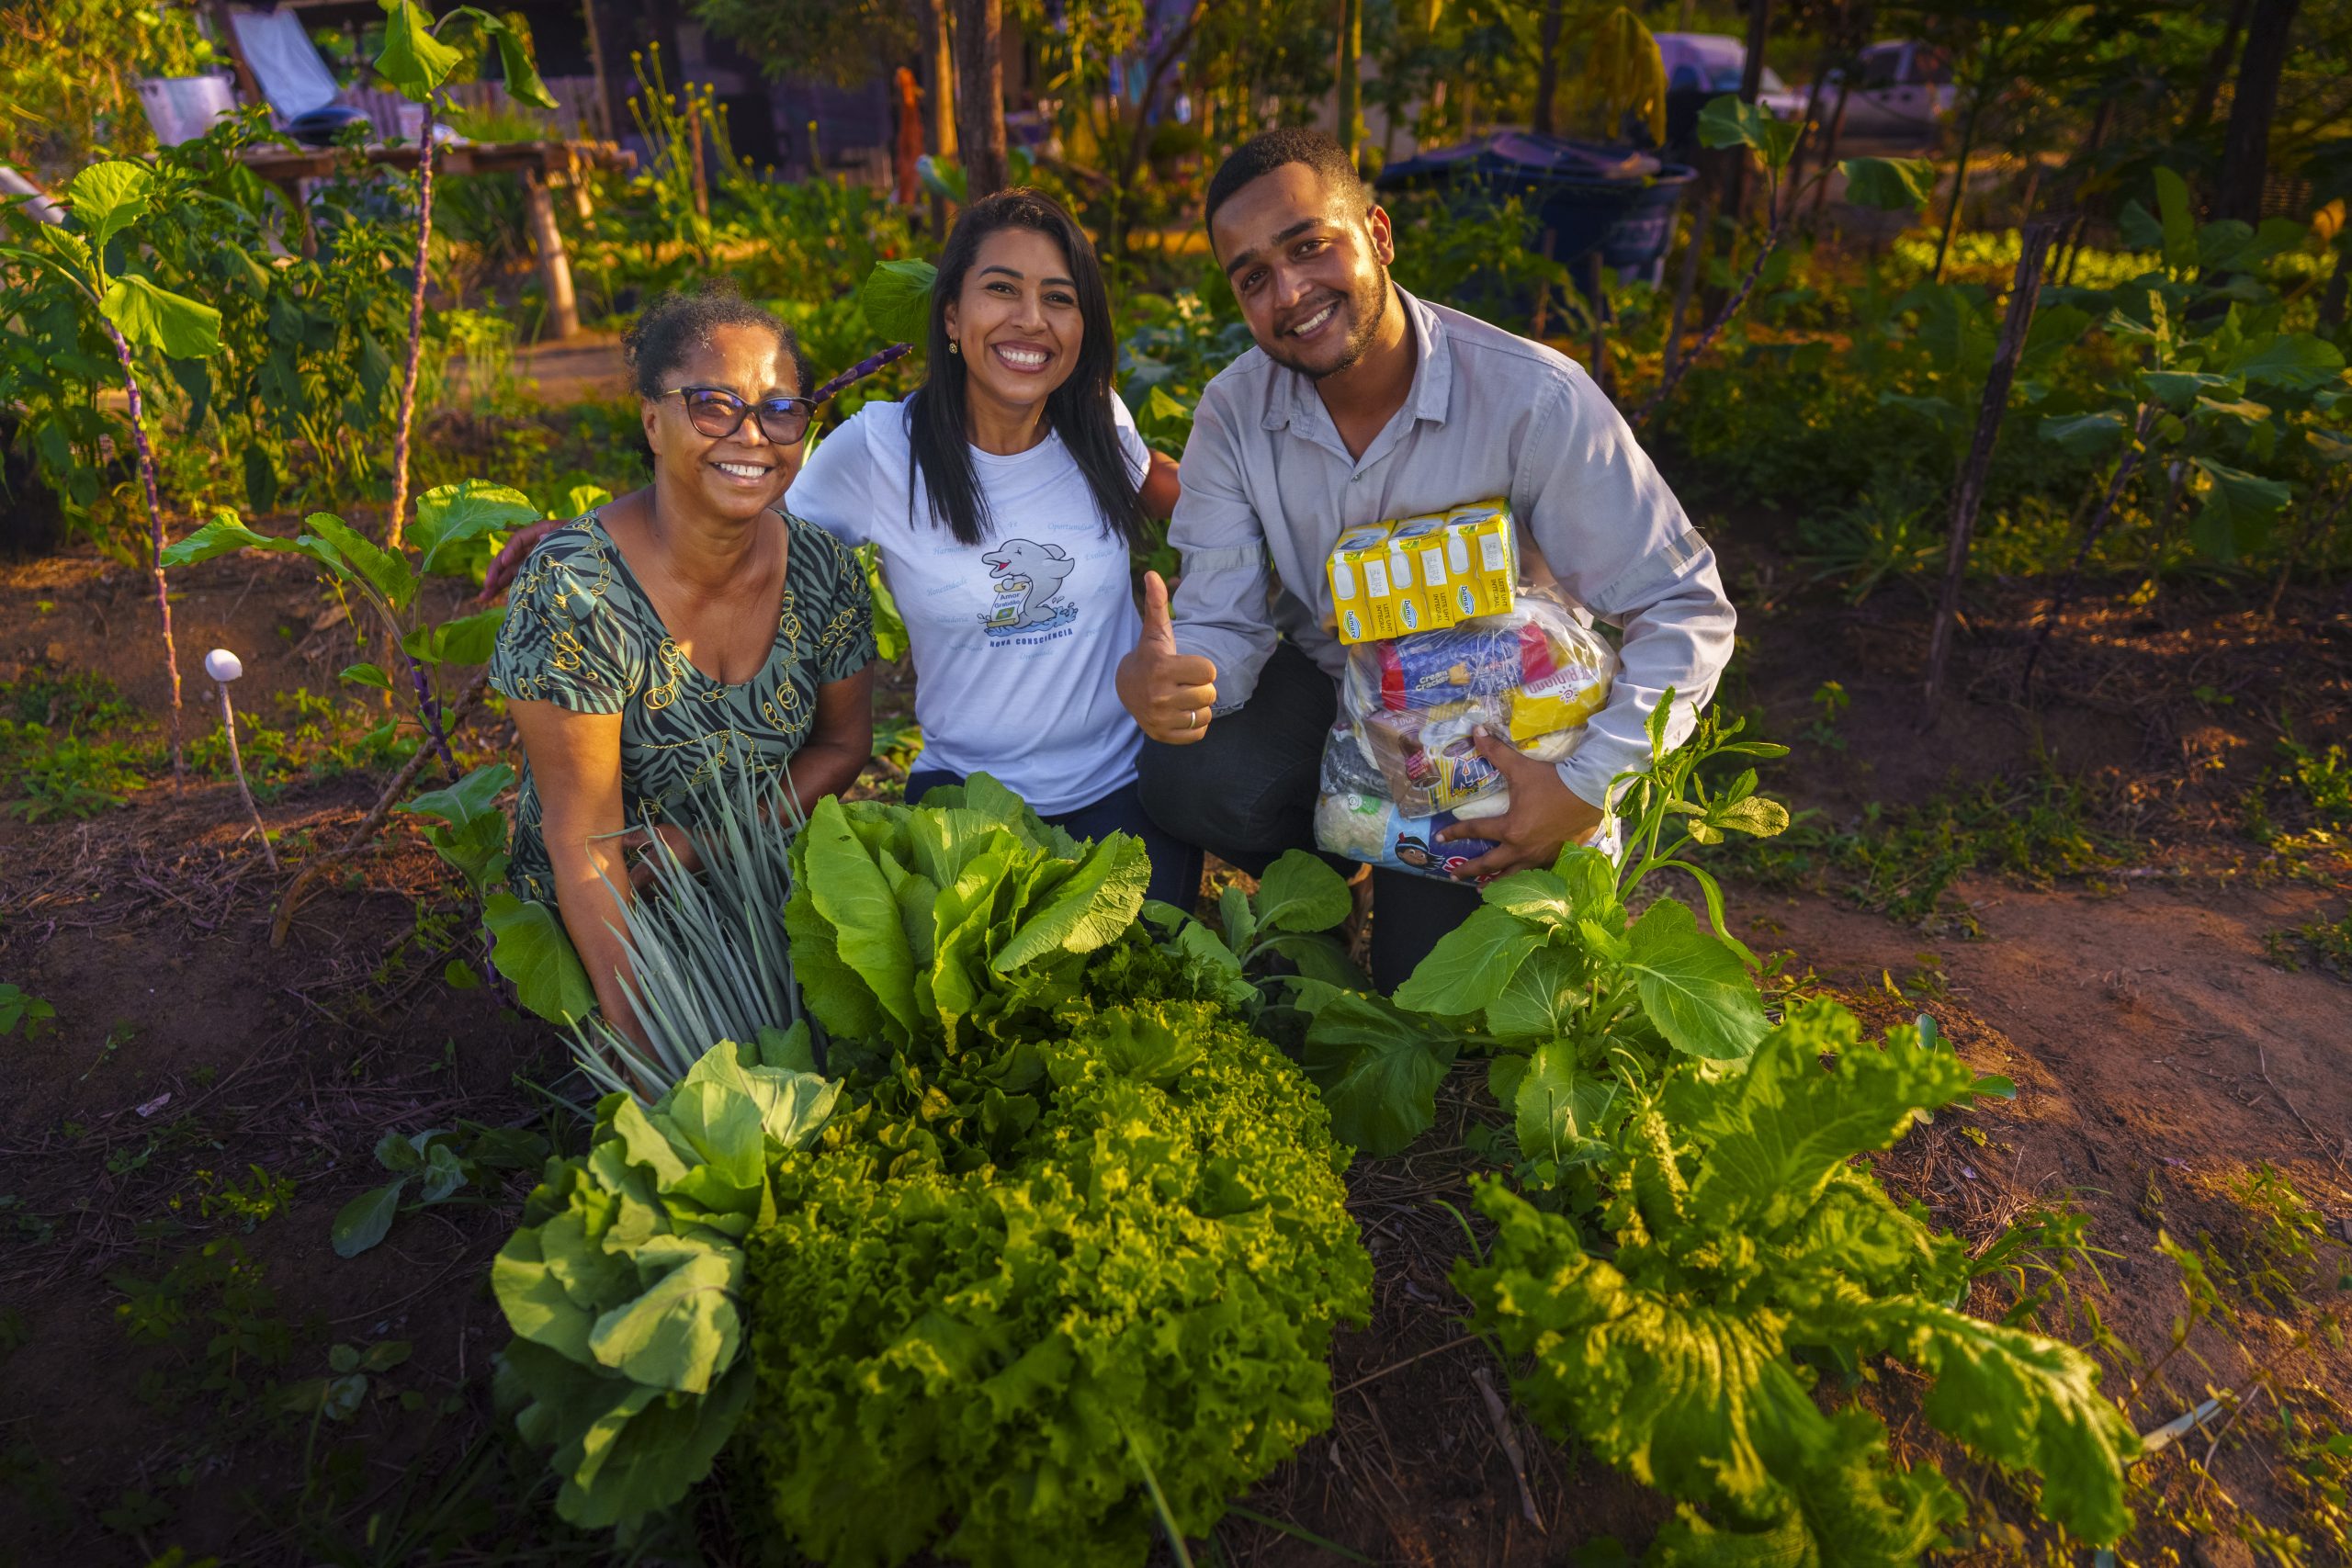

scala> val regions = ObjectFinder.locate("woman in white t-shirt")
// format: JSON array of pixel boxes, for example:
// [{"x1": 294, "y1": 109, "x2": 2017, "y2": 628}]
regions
[{"x1": 787, "y1": 188, "x2": 1201, "y2": 909}]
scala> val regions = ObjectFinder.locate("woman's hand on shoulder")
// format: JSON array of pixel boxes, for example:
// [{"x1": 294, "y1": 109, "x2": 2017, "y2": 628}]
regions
[
  {"x1": 1139, "y1": 448, "x2": 1181, "y2": 522},
  {"x1": 475, "y1": 518, "x2": 565, "y2": 604}
]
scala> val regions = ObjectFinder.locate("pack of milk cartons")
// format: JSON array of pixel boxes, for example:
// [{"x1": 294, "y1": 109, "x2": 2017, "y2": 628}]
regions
[{"x1": 1317, "y1": 499, "x2": 1618, "y2": 882}]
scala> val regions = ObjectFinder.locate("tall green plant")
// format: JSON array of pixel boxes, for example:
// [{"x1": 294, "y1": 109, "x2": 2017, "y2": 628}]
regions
[
  {"x1": 2035, "y1": 168, "x2": 2346, "y2": 570},
  {"x1": 368, "y1": 0, "x2": 556, "y2": 549},
  {"x1": 1, "y1": 162, "x2": 223, "y2": 777},
  {"x1": 1642, "y1": 96, "x2": 1941, "y2": 426},
  {"x1": 577, "y1": 762, "x2": 812, "y2": 1100}
]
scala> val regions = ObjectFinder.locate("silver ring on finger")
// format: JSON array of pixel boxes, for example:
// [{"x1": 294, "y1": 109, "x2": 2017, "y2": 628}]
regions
[{"x1": 1186, "y1": 709, "x2": 1196, "y2": 730}]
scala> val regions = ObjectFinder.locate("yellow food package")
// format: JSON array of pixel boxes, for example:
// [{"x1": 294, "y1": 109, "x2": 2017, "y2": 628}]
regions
[
  {"x1": 1507, "y1": 660, "x2": 1611, "y2": 742},
  {"x1": 1328, "y1": 521, "x2": 1401, "y2": 644},
  {"x1": 1443, "y1": 500, "x2": 1517, "y2": 620},
  {"x1": 1386, "y1": 514, "x2": 1458, "y2": 631}
]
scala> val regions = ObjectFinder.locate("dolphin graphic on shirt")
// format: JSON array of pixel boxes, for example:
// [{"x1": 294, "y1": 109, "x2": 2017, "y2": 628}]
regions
[{"x1": 980, "y1": 537, "x2": 1076, "y2": 627}]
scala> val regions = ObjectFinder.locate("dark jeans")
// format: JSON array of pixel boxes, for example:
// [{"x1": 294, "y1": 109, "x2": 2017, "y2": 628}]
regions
[
  {"x1": 1135, "y1": 641, "x2": 1482, "y2": 993},
  {"x1": 904, "y1": 769, "x2": 1204, "y2": 914}
]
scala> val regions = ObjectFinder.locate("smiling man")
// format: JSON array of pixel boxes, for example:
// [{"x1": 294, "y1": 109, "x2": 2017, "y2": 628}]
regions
[{"x1": 1115, "y1": 129, "x2": 1736, "y2": 990}]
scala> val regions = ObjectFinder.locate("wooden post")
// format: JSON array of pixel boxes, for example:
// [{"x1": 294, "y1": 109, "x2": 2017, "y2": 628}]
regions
[
  {"x1": 521, "y1": 168, "x2": 580, "y2": 340},
  {"x1": 1922, "y1": 219, "x2": 2058, "y2": 716}
]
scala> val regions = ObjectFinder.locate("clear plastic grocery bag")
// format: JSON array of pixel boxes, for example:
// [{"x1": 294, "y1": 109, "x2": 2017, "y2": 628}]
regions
[{"x1": 1314, "y1": 589, "x2": 1620, "y2": 882}]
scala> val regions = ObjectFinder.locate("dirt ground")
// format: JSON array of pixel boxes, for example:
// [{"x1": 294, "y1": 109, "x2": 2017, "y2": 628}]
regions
[{"x1": 1, "y1": 493, "x2": 2347, "y2": 1565}]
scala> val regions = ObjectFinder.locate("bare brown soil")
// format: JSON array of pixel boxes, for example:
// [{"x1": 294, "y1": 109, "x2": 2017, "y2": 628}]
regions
[{"x1": 1, "y1": 501, "x2": 2346, "y2": 1566}]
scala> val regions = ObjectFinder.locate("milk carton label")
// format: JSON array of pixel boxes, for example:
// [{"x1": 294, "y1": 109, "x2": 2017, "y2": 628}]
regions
[
  {"x1": 1328, "y1": 521, "x2": 1403, "y2": 644},
  {"x1": 1443, "y1": 500, "x2": 1517, "y2": 620},
  {"x1": 1389, "y1": 515, "x2": 1457, "y2": 628}
]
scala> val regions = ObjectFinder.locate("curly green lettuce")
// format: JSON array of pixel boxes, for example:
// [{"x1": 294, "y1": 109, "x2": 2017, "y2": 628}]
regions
[{"x1": 745, "y1": 999, "x2": 1373, "y2": 1568}]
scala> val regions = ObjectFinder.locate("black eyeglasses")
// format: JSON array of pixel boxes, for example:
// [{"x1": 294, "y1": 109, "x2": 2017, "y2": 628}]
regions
[{"x1": 662, "y1": 386, "x2": 817, "y2": 444}]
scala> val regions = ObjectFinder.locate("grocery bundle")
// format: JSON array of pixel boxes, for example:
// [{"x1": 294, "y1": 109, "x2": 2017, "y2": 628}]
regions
[{"x1": 1315, "y1": 500, "x2": 1618, "y2": 880}]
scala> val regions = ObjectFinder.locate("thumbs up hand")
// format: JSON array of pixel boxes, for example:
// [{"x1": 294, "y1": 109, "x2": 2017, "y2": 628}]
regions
[
  {"x1": 1435, "y1": 727, "x2": 1606, "y2": 878},
  {"x1": 1117, "y1": 570, "x2": 1219, "y2": 744}
]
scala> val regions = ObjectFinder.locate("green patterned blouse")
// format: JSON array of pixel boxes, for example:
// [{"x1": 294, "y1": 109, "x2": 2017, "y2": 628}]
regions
[{"x1": 487, "y1": 509, "x2": 876, "y2": 905}]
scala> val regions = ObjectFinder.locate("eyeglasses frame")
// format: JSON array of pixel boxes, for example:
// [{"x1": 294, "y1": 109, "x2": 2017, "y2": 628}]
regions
[{"x1": 658, "y1": 385, "x2": 819, "y2": 444}]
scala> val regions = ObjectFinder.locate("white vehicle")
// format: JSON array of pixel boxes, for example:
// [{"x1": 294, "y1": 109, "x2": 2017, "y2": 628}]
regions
[
  {"x1": 1655, "y1": 33, "x2": 1954, "y2": 147},
  {"x1": 1819, "y1": 40, "x2": 1957, "y2": 143}
]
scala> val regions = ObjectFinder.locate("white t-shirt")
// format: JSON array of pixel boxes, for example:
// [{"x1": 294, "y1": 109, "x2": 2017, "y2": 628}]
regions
[{"x1": 788, "y1": 394, "x2": 1150, "y2": 815}]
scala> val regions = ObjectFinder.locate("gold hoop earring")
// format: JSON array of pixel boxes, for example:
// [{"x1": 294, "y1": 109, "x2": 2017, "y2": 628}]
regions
[{"x1": 948, "y1": 341, "x2": 960, "y2": 355}]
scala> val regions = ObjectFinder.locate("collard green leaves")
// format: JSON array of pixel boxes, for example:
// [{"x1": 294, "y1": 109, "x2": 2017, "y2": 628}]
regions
[{"x1": 1301, "y1": 992, "x2": 1459, "y2": 1156}]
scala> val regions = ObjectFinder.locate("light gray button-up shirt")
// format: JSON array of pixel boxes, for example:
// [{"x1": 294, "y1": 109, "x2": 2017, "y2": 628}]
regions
[{"x1": 1165, "y1": 286, "x2": 1737, "y2": 808}]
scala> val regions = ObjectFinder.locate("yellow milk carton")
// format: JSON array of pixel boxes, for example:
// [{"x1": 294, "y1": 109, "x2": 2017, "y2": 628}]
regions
[
  {"x1": 1386, "y1": 514, "x2": 1459, "y2": 630},
  {"x1": 1328, "y1": 521, "x2": 1401, "y2": 645},
  {"x1": 1443, "y1": 499, "x2": 1517, "y2": 620}
]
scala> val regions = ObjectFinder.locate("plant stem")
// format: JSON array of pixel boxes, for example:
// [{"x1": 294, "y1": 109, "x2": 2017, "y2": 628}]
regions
[
  {"x1": 1930, "y1": 40, "x2": 1996, "y2": 284},
  {"x1": 1636, "y1": 186, "x2": 1783, "y2": 428},
  {"x1": 104, "y1": 320, "x2": 184, "y2": 783},
  {"x1": 1923, "y1": 219, "x2": 2058, "y2": 716},
  {"x1": 218, "y1": 683, "x2": 278, "y2": 872},
  {"x1": 403, "y1": 644, "x2": 458, "y2": 783},
  {"x1": 385, "y1": 94, "x2": 438, "y2": 550}
]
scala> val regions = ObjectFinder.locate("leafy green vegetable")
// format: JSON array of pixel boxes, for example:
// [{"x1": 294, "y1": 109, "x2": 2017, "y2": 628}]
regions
[
  {"x1": 482, "y1": 891, "x2": 595, "y2": 1028},
  {"x1": 786, "y1": 782, "x2": 1148, "y2": 1056},
  {"x1": 746, "y1": 998, "x2": 1370, "y2": 1568},
  {"x1": 1455, "y1": 1005, "x2": 2137, "y2": 1562},
  {"x1": 1301, "y1": 991, "x2": 1458, "y2": 1156},
  {"x1": 492, "y1": 1033, "x2": 838, "y2": 1529}
]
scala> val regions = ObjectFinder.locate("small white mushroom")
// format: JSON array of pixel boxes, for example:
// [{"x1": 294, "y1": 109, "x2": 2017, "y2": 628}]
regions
[{"x1": 208, "y1": 647, "x2": 277, "y2": 872}]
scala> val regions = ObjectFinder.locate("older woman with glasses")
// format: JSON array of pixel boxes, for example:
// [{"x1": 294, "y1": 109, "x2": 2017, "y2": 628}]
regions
[{"x1": 486, "y1": 284, "x2": 876, "y2": 1043}]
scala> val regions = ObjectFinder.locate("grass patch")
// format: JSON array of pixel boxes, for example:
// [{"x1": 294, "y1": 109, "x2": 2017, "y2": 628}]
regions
[{"x1": 1722, "y1": 766, "x2": 2123, "y2": 933}]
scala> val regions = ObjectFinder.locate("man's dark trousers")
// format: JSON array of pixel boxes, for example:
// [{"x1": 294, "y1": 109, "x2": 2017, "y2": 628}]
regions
[{"x1": 1135, "y1": 642, "x2": 1482, "y2": 993}]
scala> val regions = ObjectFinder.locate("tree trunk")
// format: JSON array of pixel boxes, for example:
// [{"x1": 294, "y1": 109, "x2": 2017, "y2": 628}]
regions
[
  {"x1": 1111, "y1": 6, "x2": 1207, "y2": 259},
  {"x1": 2184, "y1": 0, "x2": 2255, "y2": 134},
  {"x1": 2214, "y1": 0, "x2": 2303, "y2": 226},
  {"x1": 105, "y1": 321, "x2": 184, "y2": 782},
  {"x1": 385, "y1": 96, "x2": 436, "y2": 551},
  {"x1": 1532, "y1": 0, "x2": 1566, "y2": 138},
  {"x1": 954, "y1": 0, "x2": 1007, "y2": 200},
  {"x1": 922, "y1": 0, "x2": 956, "y2": 231},
  {"x1": 1337, "y1": 0, "x2": 1364, "y2": 164},
  {"x1": 1922, "y1": 220, "x2": 2058, "y2": 715}
]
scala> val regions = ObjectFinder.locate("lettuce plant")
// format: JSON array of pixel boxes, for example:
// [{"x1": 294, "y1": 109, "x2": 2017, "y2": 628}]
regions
[
  {"x1": 784, "y1": 777, "x2": 1148, "y2": 1060},
  {"x1": 746, "y1": 998, "x2": 1371, "y2": 1568},
  {"x1": 492, "y1": 1030, "x2": 838, "y2": 1529}
]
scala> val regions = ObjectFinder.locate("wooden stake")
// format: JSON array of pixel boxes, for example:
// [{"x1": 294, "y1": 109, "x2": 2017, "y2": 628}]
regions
[
  {"x1": 521, "y1": 168, "x2": 579, "y2": 339},
  {"x1": 1921, "y1": 218, "x2": 2059, "y2": 718}
]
